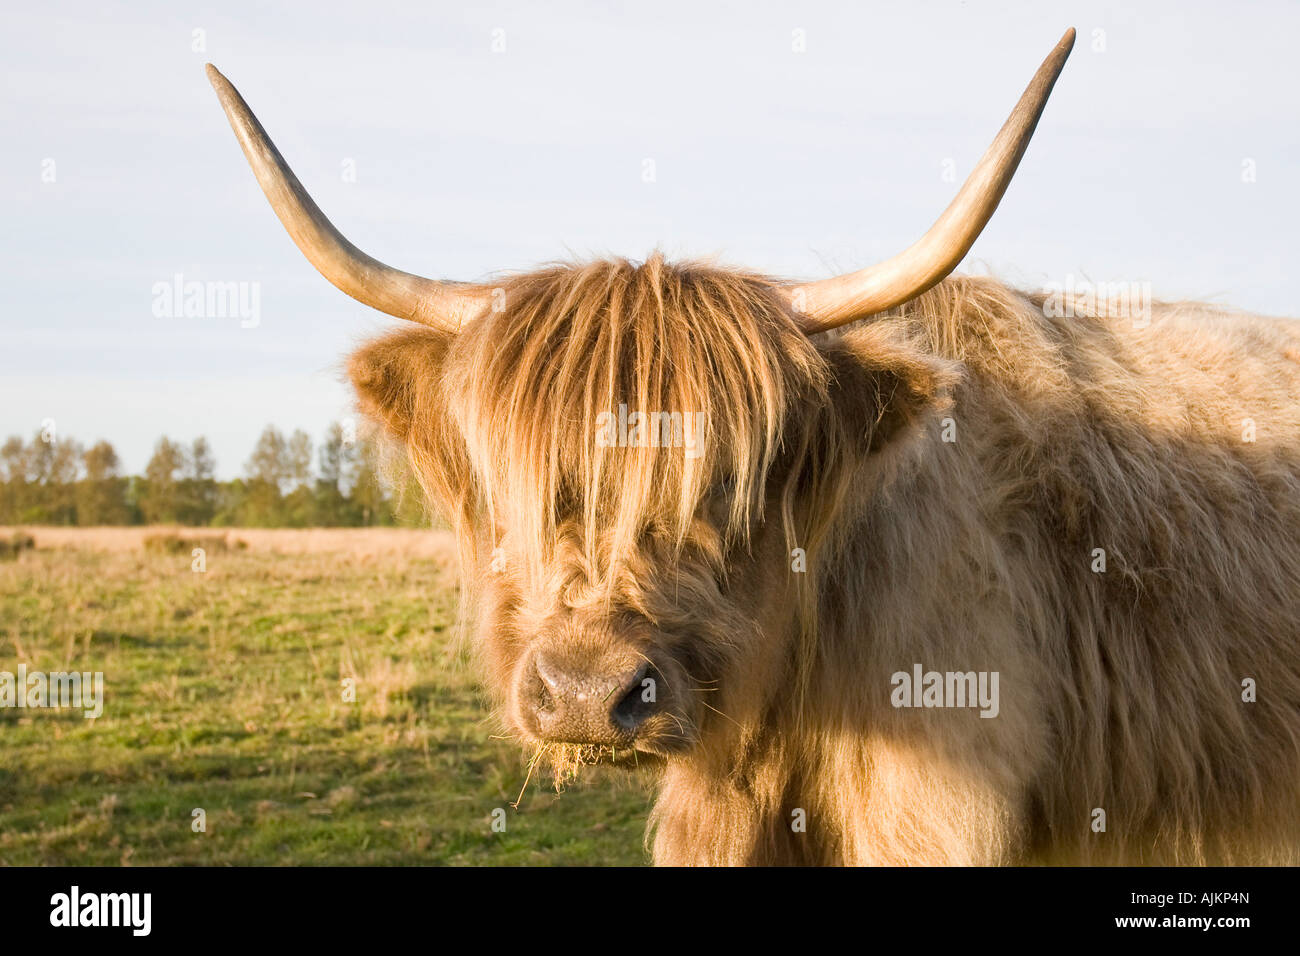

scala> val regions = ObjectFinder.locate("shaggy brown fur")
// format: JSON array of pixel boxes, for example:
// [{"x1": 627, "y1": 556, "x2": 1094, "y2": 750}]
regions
[{"x1": 349, "y1": 255, "x2": 1300, "y2": 865}]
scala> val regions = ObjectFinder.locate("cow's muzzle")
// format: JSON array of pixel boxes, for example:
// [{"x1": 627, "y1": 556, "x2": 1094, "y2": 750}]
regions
[{"x1": 520, "y1": 649, "x2": 658, "y2": 747}]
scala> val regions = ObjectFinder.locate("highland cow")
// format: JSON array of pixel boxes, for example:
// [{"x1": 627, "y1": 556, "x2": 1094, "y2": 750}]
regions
[{"x1": 208, "y1": 29, "x2": 1300, "y2": 864}]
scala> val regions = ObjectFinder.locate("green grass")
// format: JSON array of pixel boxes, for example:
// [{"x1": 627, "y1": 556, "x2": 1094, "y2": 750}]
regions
[{"x1": 0, "y1": 543, "x2": 653, "y2": 865}]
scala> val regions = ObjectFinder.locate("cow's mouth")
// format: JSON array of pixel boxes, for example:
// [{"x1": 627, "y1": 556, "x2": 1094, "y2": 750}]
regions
[
  {"x1": 528, "y1": 709, "x2": 692, "y2": 776},
  {"x1": 546, "y1": 741, "x2": 658, "y2": 771}
]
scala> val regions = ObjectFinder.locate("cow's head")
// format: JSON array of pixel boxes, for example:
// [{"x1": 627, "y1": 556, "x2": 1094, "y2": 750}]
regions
[{"x1": 207, "y1": 31, "x2": 1072, "y2": 768}]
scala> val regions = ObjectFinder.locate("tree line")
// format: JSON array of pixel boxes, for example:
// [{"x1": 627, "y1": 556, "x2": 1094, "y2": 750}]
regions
[{"x1": 0, "y1": 423, "x2": 428, "y2": 527}]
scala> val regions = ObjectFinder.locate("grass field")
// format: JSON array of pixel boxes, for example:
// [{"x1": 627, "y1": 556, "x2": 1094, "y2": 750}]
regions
[{"x1": 0, "y1": 527, "x2": 653, "y2": 865}]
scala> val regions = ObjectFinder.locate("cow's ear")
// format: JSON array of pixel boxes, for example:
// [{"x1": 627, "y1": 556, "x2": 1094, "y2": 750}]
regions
[
  {"x1": 819, "y1": 324, "x2": 961, "y2": 453},
  {"x1": 347, "y1": 327, "x2": 454, "y2": 441}
]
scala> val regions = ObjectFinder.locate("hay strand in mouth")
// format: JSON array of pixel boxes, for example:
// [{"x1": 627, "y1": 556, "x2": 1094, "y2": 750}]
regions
[
  {"x1": 511, "y1": 742, "x2": 549, "y2": 809},
  {"x1": 544, "y1": 743, "x2": 634, "y2": 787},
  {"x1": 514, "y1": 742, "x2": 642, "y2": 807}
]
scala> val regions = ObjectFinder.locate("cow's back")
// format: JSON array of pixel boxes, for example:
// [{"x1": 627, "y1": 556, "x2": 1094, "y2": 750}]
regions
[{"x1": 876, "y1": 277, "x2": 1300, "y2": 863}]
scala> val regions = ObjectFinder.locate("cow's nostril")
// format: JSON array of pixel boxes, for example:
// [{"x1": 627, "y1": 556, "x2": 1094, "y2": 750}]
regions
[
  {"x1": 534, "y1": 654, "x2": 565, "y2": 696},
  {"x1": 535, "y1": 674, "x2": 555, "y2": 713},
  {"x1": 612, "y1": 680, "x2": 654, "y2": 730}
]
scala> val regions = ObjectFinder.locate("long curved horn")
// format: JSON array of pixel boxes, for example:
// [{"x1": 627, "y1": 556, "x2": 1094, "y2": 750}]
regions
[
  {"x1": 786, "y1": 28, "x2": 1075, "y2": 332},
  {"x1": 206, "y1": 65, "x2": 488, "y2": 330}
]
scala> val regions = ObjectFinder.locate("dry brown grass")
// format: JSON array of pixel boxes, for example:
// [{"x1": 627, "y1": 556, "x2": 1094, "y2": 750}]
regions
[{"x1": 0, "y1": 525, "x2": 459, "y2": 562}]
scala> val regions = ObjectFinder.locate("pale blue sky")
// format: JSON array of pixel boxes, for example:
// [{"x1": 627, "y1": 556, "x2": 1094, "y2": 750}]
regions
[{"x1": 2, "y1": 0, "x2": 1296, "y2": 477}]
